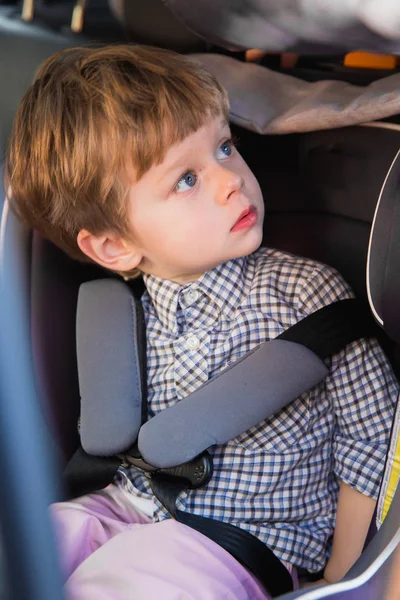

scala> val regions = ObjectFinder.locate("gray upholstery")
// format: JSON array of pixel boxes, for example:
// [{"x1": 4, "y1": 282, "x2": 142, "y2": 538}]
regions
[
  {"x1": 78, "y1": 279, "x2": 144, "y2": 456},
  {"x1": 0, "y1": 200, "x2": 64, "y2": 599},
  {"x1": 367, "y1": 149, "x2": 400, "y2": 341},
  {"x1": 0, "y1": 17, "x2": 78, "y2": 144}
]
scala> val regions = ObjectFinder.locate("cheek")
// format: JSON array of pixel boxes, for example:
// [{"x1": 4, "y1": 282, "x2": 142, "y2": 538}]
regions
[
  {"x1": 236, "y1": 155, "x2": 262, "y2": 194},
  {"x1": 244, "y1": 166, "x2": 262, "y2": 197},
  {"x1": 135, "y1": 209, "x2": 196, "y2": 255},
  {"x1": 164, "y1": 214, "x2": 218, "y2": 259}
]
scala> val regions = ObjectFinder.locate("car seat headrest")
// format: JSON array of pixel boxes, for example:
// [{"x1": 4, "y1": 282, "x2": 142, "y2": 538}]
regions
[{"x1": 367, "y1": 149, "x2": 400, "y2": 343}]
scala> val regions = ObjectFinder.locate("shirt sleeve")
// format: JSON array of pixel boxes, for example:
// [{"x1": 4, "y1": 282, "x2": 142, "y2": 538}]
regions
[
  {"x1": 328, "y1": 336, "x2": 398, "y2": 498},
  {"x1": 298, "y1": 263, "x2": 399, "y2": 499}
]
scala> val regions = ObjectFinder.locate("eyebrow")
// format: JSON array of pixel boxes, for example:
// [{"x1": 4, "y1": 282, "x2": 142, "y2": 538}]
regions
[
  {"x1": 160, "y1": 154, "x2": 193, "y2": 181},
  {"x1": 157, "y1": 119, "x2": 231, "y2": 184}
]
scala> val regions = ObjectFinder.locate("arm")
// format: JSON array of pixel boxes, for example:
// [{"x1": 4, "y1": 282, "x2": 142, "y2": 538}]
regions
[
  {"x1": 322, "y1": 336, "x2": 397, "y2": 587},
  {"x1": 296, "y1": 265, "x2": 397, "y2": 588},
  {"x1": 303, "y1": 482, "x2": 377, "y2": 588},
  {"x1": 323, "y1": 481, "x2": 376, "y2": 583}
]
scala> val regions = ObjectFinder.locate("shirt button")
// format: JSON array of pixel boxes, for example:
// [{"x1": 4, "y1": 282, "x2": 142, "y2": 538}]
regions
[
  {"x1": 186, "y1": 335, "x2": 200, "y2": 350},
  {"x1": 186, "y1": 288, "x2": 199, "y2": 305}
]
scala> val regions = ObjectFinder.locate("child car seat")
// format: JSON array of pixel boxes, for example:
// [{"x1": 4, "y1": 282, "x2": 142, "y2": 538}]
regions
[
  {"x1": 1, "y1": 119, "x2": 400, "y2": 599},
  {"x1": 274, "y1": 147, "x2": 400, "y2": 599}
]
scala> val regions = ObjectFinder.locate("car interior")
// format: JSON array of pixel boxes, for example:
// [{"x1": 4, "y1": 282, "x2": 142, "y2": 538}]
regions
[{"x1": 0, "y1": 2, "x2": 400, "y2": 599}]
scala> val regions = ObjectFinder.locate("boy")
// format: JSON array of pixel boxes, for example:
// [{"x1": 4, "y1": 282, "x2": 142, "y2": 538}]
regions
[{"x1": 5, "y1": 45, "x2": 398, "y2": 599}]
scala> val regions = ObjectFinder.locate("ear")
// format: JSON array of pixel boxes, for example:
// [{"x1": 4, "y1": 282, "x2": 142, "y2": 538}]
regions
[{"x1": 77, "y1": 229, "x2": 143, "y2": 272}]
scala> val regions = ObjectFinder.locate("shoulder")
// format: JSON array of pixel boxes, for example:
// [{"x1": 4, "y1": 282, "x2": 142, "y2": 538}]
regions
[{"x1": 247, "y1": 247, "x2": 354, "y2": 316}]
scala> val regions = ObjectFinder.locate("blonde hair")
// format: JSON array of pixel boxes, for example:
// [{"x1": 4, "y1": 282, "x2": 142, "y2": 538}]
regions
[{"x1": 5, "y1": 44, "x2": 228, "y2": 276}]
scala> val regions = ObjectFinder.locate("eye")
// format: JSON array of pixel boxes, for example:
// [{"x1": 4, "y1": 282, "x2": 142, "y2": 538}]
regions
[
  {"x1": 217, "y1": 138, "x2": 234, "y2": 159},
  {"x1": 174, "y1": 170, "x2": 197, "y2": 193}
]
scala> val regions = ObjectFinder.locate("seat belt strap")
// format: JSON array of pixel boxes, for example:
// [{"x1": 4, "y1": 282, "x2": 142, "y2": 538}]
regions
[
  {"x1": 65, "y1": 297, "x2": 377, "y2": 498},
  {"x1": 278, "y1": 297, "x2": 378, "y2": 359},
  {"x1": 138, "y1": 298, "x2": 378, "y2": 469},
  {"x1": 63, "y1": 296, "x2": 377, "y2": 594},
  {"x1": 150, "y1": 472, "x2": 294, "y2": 598},
  {"x1": 63, "y1": 446, "x2": 121, "y2": 500}
]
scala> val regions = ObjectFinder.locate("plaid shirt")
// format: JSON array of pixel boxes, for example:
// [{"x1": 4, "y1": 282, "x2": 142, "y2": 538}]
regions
[{"x1": 116, "y1": 247, "x2": 398, "y2": 571}]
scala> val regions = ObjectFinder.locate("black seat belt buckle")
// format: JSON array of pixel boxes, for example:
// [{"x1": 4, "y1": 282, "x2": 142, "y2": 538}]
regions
[{"x1": 121, "y1": 450, "x2": 213, "y2": 489}]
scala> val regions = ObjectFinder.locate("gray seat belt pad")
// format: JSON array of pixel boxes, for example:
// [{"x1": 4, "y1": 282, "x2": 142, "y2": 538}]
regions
[
  {"x1": 77, "y1": 279, "x2": 143, "y2": 456},
  {"x1": 139, "y1": 340, "x2": 327, "y2": 468},
  {"x1": 78, "y1": 279, "x2": 328, "y2": 467}
]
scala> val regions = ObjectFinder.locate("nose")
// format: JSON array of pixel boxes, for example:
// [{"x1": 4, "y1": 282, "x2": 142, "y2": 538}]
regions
[{"x1": 215, "y1": 164, "x2": 244, "y2": 206}]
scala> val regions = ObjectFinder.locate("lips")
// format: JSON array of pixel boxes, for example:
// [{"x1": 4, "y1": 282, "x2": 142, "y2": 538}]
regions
[{"x1": 231, "y1": 206, "x2": 258, "y2": 232}]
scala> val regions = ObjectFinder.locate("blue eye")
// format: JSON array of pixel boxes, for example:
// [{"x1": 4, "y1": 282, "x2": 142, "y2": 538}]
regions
[
  {"x1": 217, "y1": 139, "x2": 233, "y2": 159},
  {"x1": 175, "y1": 171, "x2": 197, "y2": 193}
]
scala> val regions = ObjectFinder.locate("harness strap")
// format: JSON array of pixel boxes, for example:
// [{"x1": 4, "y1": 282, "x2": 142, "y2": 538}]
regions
[
  {"x1": 77, "y1": 277, "x2": 377, "y2": 467},
  {"x1": 65, "y1": 297, "x2": 377, "y2": 498},
  {"x1": 138, "y1": 298, "x2": 378, "y2": 468},
  {"x1": 278, "y1": 298, "x2": 377, "y2": 359},
  {"x1": 63, "y1": 295, "x2": 378, "y2": 596},
  {"x1": 150, "y1": 473, "x2": 294, "y2": 598},
  {"x1": 63, "y1": 446, "x2": 121, "y2": 500}
]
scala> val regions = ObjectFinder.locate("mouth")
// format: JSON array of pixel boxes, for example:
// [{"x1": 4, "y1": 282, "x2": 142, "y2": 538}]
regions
[{"x1": 231, "y1": 206, "x2": 258, "y2": 232}]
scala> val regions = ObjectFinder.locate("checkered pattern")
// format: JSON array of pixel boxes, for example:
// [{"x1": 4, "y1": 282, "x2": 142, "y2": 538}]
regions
[{"x1": 116, "y1": 247, "x2": 398, "y2": 571}]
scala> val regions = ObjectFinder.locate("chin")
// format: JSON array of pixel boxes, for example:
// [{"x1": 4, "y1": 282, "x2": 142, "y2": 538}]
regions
[
  {"x1": 228, "y1": 242, "x2": 262, "y2": 263},
  {"x1": 241, "y1": 229, "x2": 263, "y2": 256}
]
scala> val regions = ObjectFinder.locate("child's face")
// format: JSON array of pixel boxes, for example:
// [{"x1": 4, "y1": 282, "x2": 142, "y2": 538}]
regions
[
  {"x1": 125, "y1": 116, "x2": 264, "y2": 283},
  {"x1": 78, "y1": 116, "x2": 264, "y2": 283}
]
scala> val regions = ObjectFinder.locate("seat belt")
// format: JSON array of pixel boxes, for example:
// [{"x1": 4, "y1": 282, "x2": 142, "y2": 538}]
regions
[
  {"x1": 66, "y1": 293, "x2": 376, "y2": 499},
  {"x1": 146, "y1": 298, "x2": 377, "y2": 598},
  {"x1": 64, "y1": 291, "x2": 377, "y2": 598},
  {"x1": 150, "y1": 471, "x2": 294, "y2": 597},
  {"x1": 76, "y1": 278, "x2": 376, "y2": 468},
  {"x1": 66, "y1": 292, "x2": 377, "y2": 498}
]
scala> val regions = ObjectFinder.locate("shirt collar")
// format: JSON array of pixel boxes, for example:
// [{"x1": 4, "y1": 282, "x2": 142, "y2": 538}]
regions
[{"x1": 143, "y1": 256, "x2": 250, "y2": 333}]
